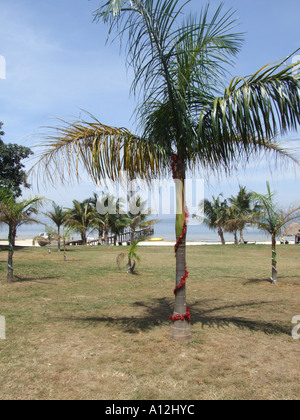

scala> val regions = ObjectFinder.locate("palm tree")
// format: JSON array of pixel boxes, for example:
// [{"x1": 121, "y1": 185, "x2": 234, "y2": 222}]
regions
[
  {"x1": 251, "y1": 182, "x2": 300, "y2": 284},
  {"x1": 93, "y1": 192, "x2": 126, "y2": 244},
  {"x1": 127, "y1": 195, "x2": 151, "y2": 243},
  {"x1": 117, "y1": 239, "x2": 142, "y2": 274},
  {"x1": 110, "y1": 212, "x2": 131, "y2": 245},
  {"x1": 201, "y1": 195, "x2": 228, "y2": 245},
  {"x1": 65, "y1": 199, "x2": 94, "y2": 245},
  {"x1": 44, "y1": 203, "x2": 67, "y2": 251},
  {"x1": 226, "y1": 186, "x2": 259, "y2": 243},
  {"x1": 32, "y1": 0, "x2": 300, "y2": 341},
  {"x1": 0, "y1": 189, "x2": 44, "y2": 282}
]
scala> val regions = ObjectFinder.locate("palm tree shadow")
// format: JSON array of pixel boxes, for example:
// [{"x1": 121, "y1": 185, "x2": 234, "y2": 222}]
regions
[
  {"x1": 13, "y1": 275, "x2": 61, "y2": 283},
  {"x1": 191, "y1": 300, "x2": 290, "y2": 336},
  {"x1": 243, "y1": 278, "x2": 272, "y2": 285},
  {"x1": 68, "y1": 297, "x2": 291, "y2": 336}
]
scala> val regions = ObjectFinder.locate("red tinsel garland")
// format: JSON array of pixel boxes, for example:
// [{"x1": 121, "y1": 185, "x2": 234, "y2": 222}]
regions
[{"x1": 170, "y1": 154, "x2": 191, "y2": 324}]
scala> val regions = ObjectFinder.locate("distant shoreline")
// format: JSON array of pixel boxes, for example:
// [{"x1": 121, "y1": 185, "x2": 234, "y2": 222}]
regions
[{"x1": 1, "y1": 238, "x2": 296, "y2": 248}]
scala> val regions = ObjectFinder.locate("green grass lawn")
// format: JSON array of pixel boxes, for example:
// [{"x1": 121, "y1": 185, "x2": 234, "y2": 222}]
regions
[{"x1": 0, "y1": 244, "x2": 299, "y2": 400}]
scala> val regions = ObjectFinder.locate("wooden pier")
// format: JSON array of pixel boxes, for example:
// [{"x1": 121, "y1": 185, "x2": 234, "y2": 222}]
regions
[{"x1": 66, "y1": 226, "x2": 154, "y2": 247}]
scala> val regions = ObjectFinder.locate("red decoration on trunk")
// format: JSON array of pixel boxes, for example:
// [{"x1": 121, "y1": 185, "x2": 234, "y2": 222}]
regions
[{"x1": 170, "y1": 154, "x2": 191, "y2": 324}]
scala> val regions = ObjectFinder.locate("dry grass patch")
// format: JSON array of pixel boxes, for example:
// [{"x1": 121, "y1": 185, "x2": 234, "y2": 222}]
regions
[{"x1": 0, "y1": 244, "x2": 299, "y2": 400}]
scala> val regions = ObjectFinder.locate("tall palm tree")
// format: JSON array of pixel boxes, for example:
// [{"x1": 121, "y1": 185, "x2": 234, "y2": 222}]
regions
[
  {"x1": 44, "y1": 203, "x2": 67, "y2": 251},
  {"x1": 251, "y1": 182, "x2": 300, "y2": 284},
  {"x1": 0, "y1": 189, "x2": 44, "y2": 282},
  {"x1": 65, "y1": 199, "x2": 94, "y2": 245},
  {"x1": 32, "y1": 0, "x2": 300, "y2": 341}
]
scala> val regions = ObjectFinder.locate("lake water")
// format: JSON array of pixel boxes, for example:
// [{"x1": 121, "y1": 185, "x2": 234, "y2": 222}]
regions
[{"x1": 0, "y1": 215, "x2": 270, "y2": 243}]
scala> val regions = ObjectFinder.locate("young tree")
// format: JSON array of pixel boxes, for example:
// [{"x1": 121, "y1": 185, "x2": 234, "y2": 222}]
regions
[
  {"x1": 33, "y1": 1, "x2": 300, "y2": 341},
  {"x1": 0, "y1": 122, "x2": 33, "y2": 197},
  {"x1": 117, "y1": 239, "x2": 142, "y2": 274},
  {"x1": 0, "y1": 189, "x2": 44, "y2": 282},
  {"x1": 251, "y1": 183, "x2": 300, "y2": 284}
]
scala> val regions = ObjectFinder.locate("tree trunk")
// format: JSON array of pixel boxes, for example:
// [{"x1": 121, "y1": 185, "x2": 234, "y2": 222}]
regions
[
  {"x1": 271, "y1": 233, "x2": 278, "y2": 284},
  {"x1": 81, "y1": 230, "x2": 87, "y2": 246},
  {"x1": 104, "y1": 220, "x2": 109, "y2": 245},
  {"x1": 170, "y1": 160, "x2": 191, "y2": 342},
  {"x1": 234, "y1": 229, "x2": 238, "y2": 245},
  {"x1": 57, "y1": 226, "x2": 61, "y2": 252},
  {"x1": 7, "y1": 225, "x2": 16, "y2": 283},
  {"x1": 218, "y1": 226, "x2": 226, "y2": 245},
  {"x1": 239, "y1": 229, "x2": 245, "y2": 244},
  {"x1": 130, "y1": 226, "x2": 135, "y2": 244}
]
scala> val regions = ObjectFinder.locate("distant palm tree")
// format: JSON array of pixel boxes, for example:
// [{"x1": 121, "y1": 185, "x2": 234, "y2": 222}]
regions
[
  {"x1": 127, "y1": 195, "x2": 151, "y2": 244},
  {"x1": 94, "y1": 192, "x2": 126, "y2": 245},
  {"x1": 65, "y1": 199, "x2": 94, "y2": 245},
  {"x1": 44, "y1": 203, "x2": 67, "y2": 251},
  {"x1": 33, "y1": 0, "x2": 300, "y2": 340},
  {"x1": 202, "y1": 196, "x2": 228, "y2": 245},
  {"x1": 252, "y1": 182, "x2": 300, "y2": 284},
  {"x1": 226, "y1": 186, "x2": 259, "y2": 243},
  {"x1": 0, "y1": 189, "x2": 44, "y2": 282}
]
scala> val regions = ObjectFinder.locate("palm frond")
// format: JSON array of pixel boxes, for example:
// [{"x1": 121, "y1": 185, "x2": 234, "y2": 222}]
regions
[
  {"x1": 31, "y1": 114, "x2": 166, "y2": 185},
  {"x1": 197, "y1": 56, "x2": 300, "y2": 172}
]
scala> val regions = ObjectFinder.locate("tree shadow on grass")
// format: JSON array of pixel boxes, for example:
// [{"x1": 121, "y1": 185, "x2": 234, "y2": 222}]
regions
[
  {"x1": 13, "y1": 275, "x2": 61, "y2": 284},
  {"x1": 243, "y1": 278, "x2": 272, "y2": 285},
  {"x1": 68, "y1": 297, "x2": 291, "y2": 336}
]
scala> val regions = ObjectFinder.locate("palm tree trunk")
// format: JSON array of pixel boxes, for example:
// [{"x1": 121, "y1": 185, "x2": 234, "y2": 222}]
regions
[
  {"x1": 239, "y1": 229, "x2": 245, "y2": 244},
  {"x1": 57, "y1": 226, "x2": 61, "y2": 252},
  {"x1": 170, "y1": 159, "x2": 191, "y2": 342},
  {"x1": 218, "y1": 226, "x2": 226, "y2": 245},
  {"x1": 7, "y1": 225, "x2": 16, "y2": 283},
  {"x1": 81, "y1": 230, "x2": 87, "y2": 246},
  {"x1": 234, "y1": 229, "x2": 238, "y2": 245},
  {"x1": 130, "y1": 226, "x2": 135, "y2": 244},
  {"x1": 271, "y1": 233, "x2": 278, "y2": 284}
]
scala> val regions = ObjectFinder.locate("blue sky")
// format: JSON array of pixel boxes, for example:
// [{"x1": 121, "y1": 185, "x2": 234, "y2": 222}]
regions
[{"x1": 0, "y1": 0, "x2": 300, "y2": 209}]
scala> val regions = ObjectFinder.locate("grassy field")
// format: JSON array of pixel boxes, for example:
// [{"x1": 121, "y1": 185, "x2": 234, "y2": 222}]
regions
[{"x1": 0, "y1": 243, "x2": 299, "y2": 400}]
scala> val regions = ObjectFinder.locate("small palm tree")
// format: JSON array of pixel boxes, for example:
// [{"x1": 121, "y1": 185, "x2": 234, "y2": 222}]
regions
[
  {"x1": 0, "y1": 189, "x2": 44, "y2": 282},
  {"x1": 252, "y1": 182, "x2": 300, "y2": 284},
  {"x1": 117, "y1": 239, "x2": 141, "y2": 274},
  {"x1": 44, "y1": 203, "x2": 67, "y2": 251}
]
